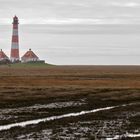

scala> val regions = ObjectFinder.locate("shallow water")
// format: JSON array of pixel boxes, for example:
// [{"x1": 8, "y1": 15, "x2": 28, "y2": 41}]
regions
[
  {"x1": 0, "y1": 102, "x2": 139, "y2": 139},
  {"x1": 107, "y1": 133, "x2": 140, "y2": 140},
  {"x1": 0, "y1": 100, "x2": 86, "y2": 120},
  {"x1": 0, "y1": 102, "x2": 138, "y2": 131},
  {"x1": 0, "y1": 106, "x2": 115, "y2": 131}
]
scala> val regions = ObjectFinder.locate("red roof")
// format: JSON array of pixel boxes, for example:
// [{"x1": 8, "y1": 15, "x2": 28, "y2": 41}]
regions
[
  {"x1": 22, "y1": 49, "x2": 39, "y2": 59},
  {"x1": 0, "y1": 49, "x2": 9, "y2": 59}
]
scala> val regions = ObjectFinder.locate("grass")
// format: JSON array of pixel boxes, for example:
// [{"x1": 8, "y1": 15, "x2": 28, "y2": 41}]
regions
[
  {"x1": 10, "y1": 62, "x2": 54, "y2": 68},
  {"x1": 0, "y1": 66, "x2": 139, "y2": 106}
]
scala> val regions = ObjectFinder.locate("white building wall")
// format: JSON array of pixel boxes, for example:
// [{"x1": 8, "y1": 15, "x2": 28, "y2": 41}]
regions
[{"x1": 21, "y1": 57, "x2": 39, "y2": 63}]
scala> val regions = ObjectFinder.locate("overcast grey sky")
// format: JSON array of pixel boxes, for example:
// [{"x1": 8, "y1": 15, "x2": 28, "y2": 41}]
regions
[
  {"x1": 0, "y1": 0, "x2": 140, "y2": 64},
  {"x1": 0, "y1": 0, "x2": 140, "y2": 25}
]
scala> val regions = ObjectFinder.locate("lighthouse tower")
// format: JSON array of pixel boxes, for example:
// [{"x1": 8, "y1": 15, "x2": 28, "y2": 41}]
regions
[{"x1": 10, "y1": 16, "x2": 20, "y2": 62}]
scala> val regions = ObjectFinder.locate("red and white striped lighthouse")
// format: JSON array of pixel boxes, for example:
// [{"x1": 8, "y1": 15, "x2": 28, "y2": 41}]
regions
[{"x1": 10, "y1": 16, "x2": 20, "y2": 62}]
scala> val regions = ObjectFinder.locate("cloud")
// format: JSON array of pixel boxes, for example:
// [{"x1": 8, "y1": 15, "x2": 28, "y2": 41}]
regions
[
  {"x1": 0, "y1": 0, "x2": 140, "y2": 25},
  {"x1": 0, "y1": 18, "x2": 101, "y2": 25},
  {"x1": 1, "y1": 17, "x2": 140, "y2": 25},
  {"x1": 111, "y1": 2, "x2": 140, "y2": 7}
]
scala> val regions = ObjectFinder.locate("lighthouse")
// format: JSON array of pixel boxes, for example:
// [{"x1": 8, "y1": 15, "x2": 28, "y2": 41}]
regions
[{"x1": 10, "y1": 16, "x2": 20, "y2": 62}]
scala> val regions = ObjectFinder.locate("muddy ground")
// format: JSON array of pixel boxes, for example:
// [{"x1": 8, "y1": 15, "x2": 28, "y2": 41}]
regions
[{"x1": 0, "y1": 65, "x2": 140, "y2": 139}]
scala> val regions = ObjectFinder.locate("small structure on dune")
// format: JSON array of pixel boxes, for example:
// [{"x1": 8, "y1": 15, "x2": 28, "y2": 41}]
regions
[
  {"x1": 0, "y1": 16, "x2": 45, "y2": 64},
  {"x1": 0, "y1": 49, "x2": 10, "y2": 64},
  {"x1": 21, "y1": 49, "x2": 39, "y2": 63}
]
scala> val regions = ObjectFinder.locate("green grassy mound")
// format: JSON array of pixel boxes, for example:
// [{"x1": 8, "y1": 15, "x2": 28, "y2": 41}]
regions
[{"x1": 9, "y1": 62, "x2": 54, "y2": 68}]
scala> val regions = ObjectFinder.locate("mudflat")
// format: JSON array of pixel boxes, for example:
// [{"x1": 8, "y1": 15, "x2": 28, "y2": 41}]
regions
[{"x1": 0, "y1": 65, "x2": 140, "y2": 139}]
